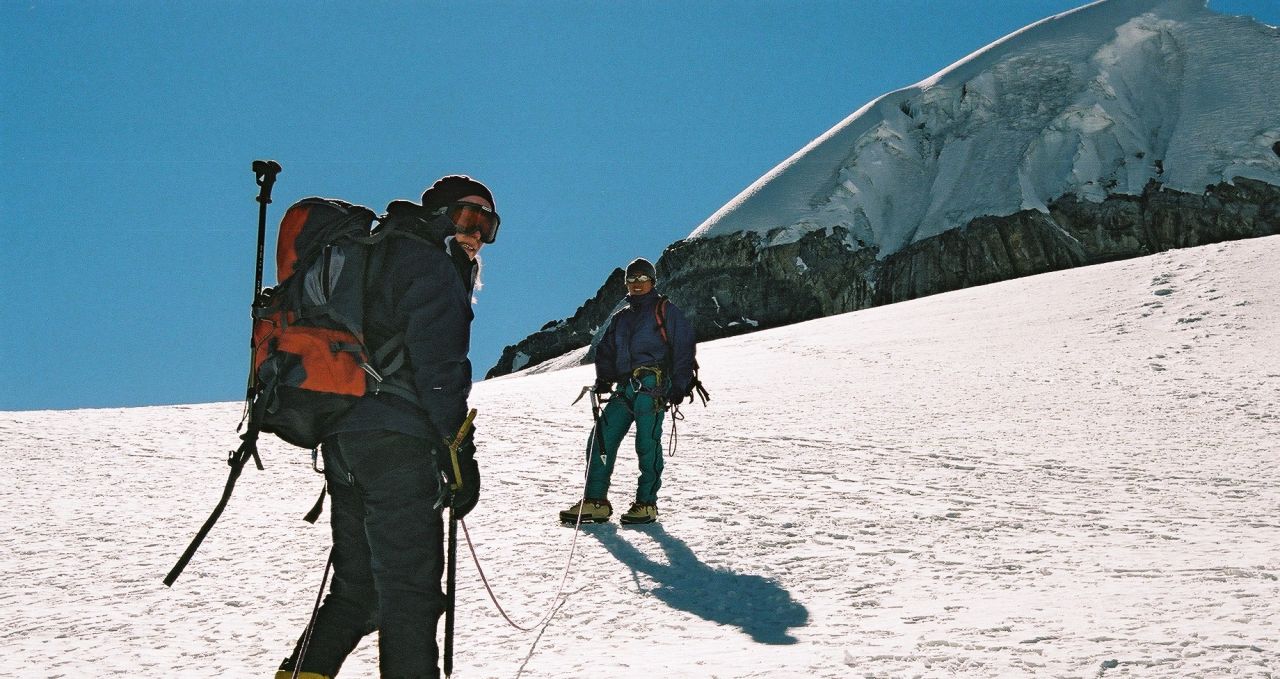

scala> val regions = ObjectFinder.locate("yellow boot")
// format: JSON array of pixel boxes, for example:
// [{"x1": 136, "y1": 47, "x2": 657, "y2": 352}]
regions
[
  {"x1": 620, "y1": 501, "x2": 657, "y2": 525},
  {"x1": 559, "y1": 497, "x2": 612, "y2": 523},
  {"x1": 274, "y1": 671, "x2": 330, "y2": 679}
]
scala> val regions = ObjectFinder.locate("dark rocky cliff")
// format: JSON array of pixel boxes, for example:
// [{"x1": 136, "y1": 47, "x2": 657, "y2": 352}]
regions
[
  {"x1": 485, "y1": 269, "x2": 627, "y2": 378},
  {"x1": 487, "y1": 178, "x2": 1279, "y2": 378}
]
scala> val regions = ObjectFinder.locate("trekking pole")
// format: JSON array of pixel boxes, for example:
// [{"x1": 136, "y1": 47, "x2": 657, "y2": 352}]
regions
[
  {"x1": 242, "y1": 158, "x2": 279, "y2": 451},
  {"x1": 244, "y1": 160, "x2": 282, "y2": 407},
  {"x1": 163, "y1": 428, "x2": 262, "y2": 586},
  {"x1": 163, "y1": 161, "x2": 280, "y2": 587},
  {"x1": 252, "y1": 159, "x2": 282, "y2": 301},
  {"x1": 444, "y1": 408, "x2": 477, "y2": 678}
]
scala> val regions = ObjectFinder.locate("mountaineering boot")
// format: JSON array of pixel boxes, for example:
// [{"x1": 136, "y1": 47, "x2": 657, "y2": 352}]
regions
[
  {"x1": 559, "y1": 498, "x2": 612, "y2": 523},
  {"x1": 620, "y1": 502, "x2": 658, "y2": 525},
  {"x1": 275, "y1": 656, "x2": 330, "y2": 679}
]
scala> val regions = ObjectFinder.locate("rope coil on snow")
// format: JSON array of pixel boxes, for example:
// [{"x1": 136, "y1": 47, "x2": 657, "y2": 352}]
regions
[{"x1": 457, "y1": 395, "x2": 605, "y2": 632}]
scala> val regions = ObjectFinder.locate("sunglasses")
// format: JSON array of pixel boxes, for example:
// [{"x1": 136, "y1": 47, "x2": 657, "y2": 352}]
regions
[
  {"x1": 433, "y1": 202, "x2": 500, "y2": 244},
  {"x1": 625, "y1": 274, "x2": 652, "y2": 284}
]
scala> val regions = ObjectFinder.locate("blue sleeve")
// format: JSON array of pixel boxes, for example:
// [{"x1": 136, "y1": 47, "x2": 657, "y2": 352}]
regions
[
  {"x1": 595, "y1": 317, "x2": 619, "y2": 383},
  {"x1": 391, "y1": 244, "x2": 472, "y2": 438},
  {"x1": 665, "y1": 303, "x2": 696, "y2": 394}
]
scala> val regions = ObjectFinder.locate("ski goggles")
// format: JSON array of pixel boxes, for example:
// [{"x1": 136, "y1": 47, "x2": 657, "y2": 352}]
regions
[
  {"x1": 625, "y1": 274, "x2": 653, "y2": 284},
  {"x1": 433, "y1": 202, "x2": 501, "y2": 244}
]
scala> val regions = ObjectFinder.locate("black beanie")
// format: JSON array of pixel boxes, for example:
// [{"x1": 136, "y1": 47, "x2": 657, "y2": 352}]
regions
[
  {"x1": 625, "y1": 257, "x2": 657, "y2": 282},
  {"x1": 421, "y1": 175, "x2": 496, "y2": 211}
]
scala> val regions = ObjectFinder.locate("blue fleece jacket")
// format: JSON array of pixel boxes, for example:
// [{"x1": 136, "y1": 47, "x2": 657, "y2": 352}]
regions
[{"x1": 596, "y1": 289, "x2": 696, "y2": 397}]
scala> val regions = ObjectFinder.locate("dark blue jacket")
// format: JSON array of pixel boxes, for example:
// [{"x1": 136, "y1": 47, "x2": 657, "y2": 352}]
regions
[
  {"x1": 596, "y1": 289, "x2": 696, "y2": 397},
  {"x1": 331, "y1": 214, "x2": 476, "y2": 442}
]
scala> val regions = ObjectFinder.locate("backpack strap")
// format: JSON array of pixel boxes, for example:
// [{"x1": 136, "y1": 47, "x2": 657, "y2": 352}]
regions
[
  {"x1": 366, "y1": 332, "x2": 420, "y2": 403},
  {"x1": 654, "y1": 296, "x2": 670, "y2": 344},
  {"x1": 374, "y1": 332, "x2": 408, "y2": 376},
  {"x1": 654, "y1": 294, "x2": 709, "y2": 407},
  {"x1": 654, "y1": 295, "x2": 677, "y2": 381}
]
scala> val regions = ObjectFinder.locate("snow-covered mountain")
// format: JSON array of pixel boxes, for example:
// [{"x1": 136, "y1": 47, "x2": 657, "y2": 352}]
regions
[
  {"x1": 488, "y1": 0, "x2": 1279, "y2": 378},
  {"x1": 5, "y1": 236, "x2": 1278, "y2": 677},
  {"x1": 690, "y1": 0, "x2": 1280, "y2": 253}
]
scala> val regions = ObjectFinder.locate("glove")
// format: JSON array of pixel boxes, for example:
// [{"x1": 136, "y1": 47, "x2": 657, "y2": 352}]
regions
[
  {"x1": 593, "y1": 379, "x2": 614, "y2": 394},
  {"x1": 452, "y1": 457, "x2": 480, "y2": 519},
  {"x1": 666, "y1": 384, "x2": 687, "y2": 403},
  {"x1": 448, "y1": 438, "x2": 480, "y2": 519}
]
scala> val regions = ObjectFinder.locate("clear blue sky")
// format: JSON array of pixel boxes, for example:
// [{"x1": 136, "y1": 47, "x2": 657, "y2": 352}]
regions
[{"x1": 3, "y1": 0, "x2": 1276, "y2": 411}]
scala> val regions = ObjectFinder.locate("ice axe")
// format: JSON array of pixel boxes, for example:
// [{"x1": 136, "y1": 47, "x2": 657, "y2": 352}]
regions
[
  {"x1": 444, "y1": 408, "x2": 477, "y2": 678},
  {"x1": 573, "y1": 385, "x2": 610, "y2": 467}
]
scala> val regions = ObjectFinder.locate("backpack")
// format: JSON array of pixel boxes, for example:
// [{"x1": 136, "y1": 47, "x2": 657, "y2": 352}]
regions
[
  {"x1": 249, "y1": 197, "x2": 419, "y2": 449},
  {"x1": 654, "y1": 295, "x2": 710, "y2": 406}
]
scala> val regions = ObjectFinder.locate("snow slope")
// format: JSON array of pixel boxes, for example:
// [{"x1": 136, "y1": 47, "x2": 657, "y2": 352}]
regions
[
  {"x1": 3, "y1": 236, "x2": 1278, "y2": 678},
  {"x1": 689, "y1": 0, "x2": 1280, "y2": 257}
]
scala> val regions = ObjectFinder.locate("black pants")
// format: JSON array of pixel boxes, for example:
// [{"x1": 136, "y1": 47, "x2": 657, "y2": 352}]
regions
[{"x1": 295, "y1": 430, "x2": 446, "y2": 679}]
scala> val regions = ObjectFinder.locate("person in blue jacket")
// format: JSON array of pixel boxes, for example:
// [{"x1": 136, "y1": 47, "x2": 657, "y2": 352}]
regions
[
  {"x1": 278, "y1": 175, "x2": 498, "y2": 679},
  {"x1": 560, "y1": 257, "x2": 696, "y2": 525}
]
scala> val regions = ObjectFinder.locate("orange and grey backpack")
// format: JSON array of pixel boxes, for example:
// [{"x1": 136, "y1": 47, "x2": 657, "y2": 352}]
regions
[
  {"x1": 166, "y1": 164, "x2": 429, "y2": 588},
  {"x1": 249, "y1": 197, "x2": 420, "y2": 450}
]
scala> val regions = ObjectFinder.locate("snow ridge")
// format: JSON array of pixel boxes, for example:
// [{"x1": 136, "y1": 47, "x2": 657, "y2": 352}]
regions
[{"x1": 688, "y1": 0, "x2": 1280, "y2": 259}]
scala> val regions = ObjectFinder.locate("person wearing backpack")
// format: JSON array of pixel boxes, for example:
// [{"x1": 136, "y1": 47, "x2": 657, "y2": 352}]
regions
[
  {"x1": 277, "y1": 176, "x2": 499, "y2": 679},
  {"x1": 559, "y1": 257, "x2": 696, "y2": 525}
]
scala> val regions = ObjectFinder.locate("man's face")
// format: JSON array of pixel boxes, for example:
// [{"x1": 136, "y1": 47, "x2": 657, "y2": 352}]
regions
[{"x1": 626, "y1": 275, "x2": 653, "y2": 296}]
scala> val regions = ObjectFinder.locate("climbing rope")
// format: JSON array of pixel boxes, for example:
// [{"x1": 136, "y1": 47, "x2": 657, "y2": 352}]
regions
[
  {"x1": 456, "y1": 388, "x2": 605, "y2": 633},
  {"x1": 458, "y1": 514, "x2": 583, "y2": 632}
]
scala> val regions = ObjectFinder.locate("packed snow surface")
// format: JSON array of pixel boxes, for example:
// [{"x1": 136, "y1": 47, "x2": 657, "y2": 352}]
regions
[
  {"x1": 3, "y1": 236, "x2": 1277, "y2": 677},
  {"x1": 689, "y1": 0, "x2": 1280, "y2": 255}
]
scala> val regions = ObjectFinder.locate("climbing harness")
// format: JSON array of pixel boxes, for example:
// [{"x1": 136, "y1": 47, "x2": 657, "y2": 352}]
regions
[{"x1": 620, "y1": 367, "x2": 679, "y2": 455}]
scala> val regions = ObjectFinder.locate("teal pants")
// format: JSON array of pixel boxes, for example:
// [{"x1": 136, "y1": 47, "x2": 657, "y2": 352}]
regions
[{"x1": 585, "y1": 374, "x2": 666, "y2": 504}]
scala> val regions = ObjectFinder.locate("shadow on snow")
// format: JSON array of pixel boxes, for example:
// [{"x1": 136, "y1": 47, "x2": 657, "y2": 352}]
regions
[{"x1": 586, "y1": 523, "x2": 809, "y2": 644}]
